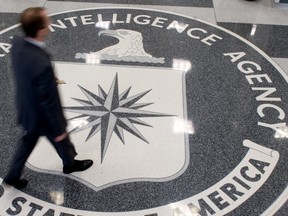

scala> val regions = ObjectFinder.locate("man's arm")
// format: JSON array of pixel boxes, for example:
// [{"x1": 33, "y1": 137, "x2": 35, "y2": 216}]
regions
[{"x1": 35, "y1": 62, "x2": 67, "y2": 140}]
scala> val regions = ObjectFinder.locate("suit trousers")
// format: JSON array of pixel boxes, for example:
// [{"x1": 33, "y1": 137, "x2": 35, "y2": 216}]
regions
[{"x1": 5, "y1": 131, "x2": 77, "y2": 183}]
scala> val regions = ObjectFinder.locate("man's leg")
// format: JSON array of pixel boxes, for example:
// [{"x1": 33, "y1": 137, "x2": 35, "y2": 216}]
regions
[
  {"x1": 46, "y1": 135, "x2": 77, "y2": 167},
  {"x1": 4, "y1": 132, "x2": 39, "y2": 188},
  {"x1": 46, "y1": 135, "x2": 93, "y2": 174}
]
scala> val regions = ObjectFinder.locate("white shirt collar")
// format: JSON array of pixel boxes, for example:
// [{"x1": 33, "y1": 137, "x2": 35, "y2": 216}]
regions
[{"x1": 25, "y1": 37, "x2": 46, "y2": 48}]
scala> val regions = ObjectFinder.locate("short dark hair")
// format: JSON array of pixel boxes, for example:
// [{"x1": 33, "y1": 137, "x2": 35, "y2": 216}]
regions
[{"x1": 20, "y1": 7, "x2": 47, "y2": 38}]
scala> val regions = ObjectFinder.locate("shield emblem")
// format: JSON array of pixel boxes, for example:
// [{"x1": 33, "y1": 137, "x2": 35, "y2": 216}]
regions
[{"x1": 27, "y1": 62, "x2": 189, "y2": 189}]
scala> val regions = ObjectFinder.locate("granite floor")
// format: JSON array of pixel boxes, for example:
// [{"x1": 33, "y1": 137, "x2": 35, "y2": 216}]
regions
[{"x1": 0, "y1": 0, "x2": 287, "y2": 215}]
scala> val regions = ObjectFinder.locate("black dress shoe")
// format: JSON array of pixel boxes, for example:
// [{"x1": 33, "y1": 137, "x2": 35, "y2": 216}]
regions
[
  {"x1": 63, "y1": 159, "x2": 93, "y2": 174},
  {"x1": 3, "y1": 179, "x2": 28, "y2": 189}
]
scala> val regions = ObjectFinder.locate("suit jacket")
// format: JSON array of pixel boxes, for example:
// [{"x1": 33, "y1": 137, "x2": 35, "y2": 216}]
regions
[{"x1": 11, "y1": 36, "x2": 67, "y2": 137}]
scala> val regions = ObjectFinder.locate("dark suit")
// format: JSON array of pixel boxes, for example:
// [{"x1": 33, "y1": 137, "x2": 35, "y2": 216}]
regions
[{"x1": 5, "y1": 36, "x2": 77, "y2": 183}]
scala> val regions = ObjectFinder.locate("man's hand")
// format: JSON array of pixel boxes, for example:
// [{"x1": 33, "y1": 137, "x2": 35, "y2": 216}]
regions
[{"x1": 54, "y1": 132, "x2": 68, "y2": 142}]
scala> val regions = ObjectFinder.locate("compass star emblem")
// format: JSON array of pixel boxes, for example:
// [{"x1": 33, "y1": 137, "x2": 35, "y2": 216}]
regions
[{"x1": 63, "y1": 74, "x2": 174, "y2": 162}]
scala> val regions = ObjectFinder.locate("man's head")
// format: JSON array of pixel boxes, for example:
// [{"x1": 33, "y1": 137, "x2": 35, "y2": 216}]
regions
[{"x1": 20, "y1": 7, "x2": 50, "y2": 40}]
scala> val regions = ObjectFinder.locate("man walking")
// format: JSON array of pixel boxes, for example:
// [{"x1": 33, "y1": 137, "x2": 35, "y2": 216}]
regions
[{"x1": 4, "y1": 7, "x2": 93, "y2": 189}]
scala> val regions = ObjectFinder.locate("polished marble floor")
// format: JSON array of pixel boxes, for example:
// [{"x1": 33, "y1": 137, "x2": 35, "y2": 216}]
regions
[{"x1": 0, "y1": 0, "x2": 288, "y2": 215}]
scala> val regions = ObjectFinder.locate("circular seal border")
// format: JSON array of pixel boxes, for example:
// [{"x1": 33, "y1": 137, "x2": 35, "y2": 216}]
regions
[{"x1": 0, "y1": 6, "x2": 287, "y2": 215}]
